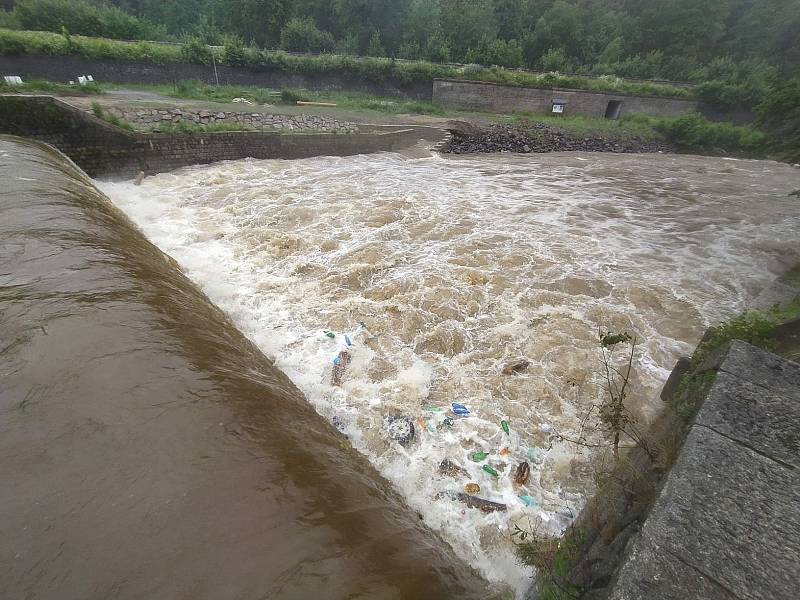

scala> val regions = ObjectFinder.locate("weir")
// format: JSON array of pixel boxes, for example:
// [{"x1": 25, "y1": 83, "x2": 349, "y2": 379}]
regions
[{"x1": 0, "y1": 136, "x2": 491, "y2": 600}]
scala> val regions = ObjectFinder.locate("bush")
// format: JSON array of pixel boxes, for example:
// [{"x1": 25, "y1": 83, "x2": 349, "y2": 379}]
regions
[
  {"x1": 625, "y1": 113, "x2": 766, "y2": 155},
  {"x1": 223, "y1": 37, "x2": 246, "y2": 67},
  {"x1": 466, "y1": 36, "x2": 524, "y2": 69},
  {"x1": 366, "y1": 31, "x2": 385, "y2": 58},
  {"x1": 180, "y1": 36, "x2": 214, "y2": 65},
  {"x1": 279, "y1": 18, "x2": 334, "y2": 54},
  {"x1": 0, "y1": 28, "x2": 695, "y2": 98},
  {"x1": 757, "y1": 70, "x2": 800, "y2": 163},
  {"x1": 693, "y1": 56, "x2": 775, "y2": 111},
  {"x1": 10, "y1": 0, "x2": 165, "y2": 41},
  {"x1": 280, "y1": 88, "x2": 304, "y2": 103}
]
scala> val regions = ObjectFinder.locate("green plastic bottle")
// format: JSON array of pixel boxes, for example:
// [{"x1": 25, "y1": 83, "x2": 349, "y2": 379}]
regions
[
  {"x1": 482, "y1": 465, "x2": 499, "y2": 477},
  {"x1": 501, "y1": 419, "x2": 510, "y2": 434},
  {"x1": 470, "y1": 451, "x2": 488, "y2": 462}
]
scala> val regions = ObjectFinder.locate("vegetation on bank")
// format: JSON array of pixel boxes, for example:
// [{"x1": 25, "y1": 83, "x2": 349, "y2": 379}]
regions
[
  {"x1": 0, "y1": 76, "x2": 103, "y2": 95},
  {"x1": 0, "y1": 28, "x2": 692, "y2": 99},
  {"x1": 515, "y1": 280, "x2": 800, "y2": 598},
  {"x1": 143, "y1": 80, "x2": 447, "y2": 116}
]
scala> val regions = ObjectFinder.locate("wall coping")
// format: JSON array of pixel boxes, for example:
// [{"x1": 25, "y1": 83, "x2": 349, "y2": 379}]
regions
[{"x1": 433, "y1": 78, "x2": 697, "y2": 102}]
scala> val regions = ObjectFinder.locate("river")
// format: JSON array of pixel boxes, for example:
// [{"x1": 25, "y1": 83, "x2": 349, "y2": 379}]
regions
[
  {"x1": 97, "y1": 150, "x2": 800, "y2": 593},
  {"x1": 0, "y1": 137, "x2": 492, "y2": 600}
]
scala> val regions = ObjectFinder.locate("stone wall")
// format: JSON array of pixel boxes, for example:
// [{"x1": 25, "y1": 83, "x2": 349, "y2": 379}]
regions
[
  {"x1": 104, "y1": 107, "x2": 358, "y2": 133},
  {"x1": 433, "y1": 78, "x2": 700, "y2": 119},
  {"x1": 0, "y1": 54, "x2": 432, "y2": 100},
  {"x1": 0, "y1": 95, "x2": 444, "y2": 179}
]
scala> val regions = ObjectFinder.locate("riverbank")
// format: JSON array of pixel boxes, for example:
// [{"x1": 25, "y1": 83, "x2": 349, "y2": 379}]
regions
[
  {"x1": 442, "y1": 114, "x2": 767, "y2": 158},
  {"x1": 520, "y1": 267, "x2": 800, "y2": 599}
]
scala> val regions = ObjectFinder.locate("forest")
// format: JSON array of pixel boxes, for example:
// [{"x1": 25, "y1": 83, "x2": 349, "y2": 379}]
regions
[
  {"x1": 1, "y1": 1, "x2": 797, "y2": 79},
  {"x1": 0, "y1": 0, "x2": 798, "y2": 157}
]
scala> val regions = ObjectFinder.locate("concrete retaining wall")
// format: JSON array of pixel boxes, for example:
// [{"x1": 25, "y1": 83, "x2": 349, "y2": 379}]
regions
[
  {"x1": 433, "y1": 78, "x2": 700, "y2": 119},
  {"x1": 0, "y1": 95, "x2": 443, "y2": 178},
  {"x1": 0, "y1": 54, "x2": 432, "y2": 100}
]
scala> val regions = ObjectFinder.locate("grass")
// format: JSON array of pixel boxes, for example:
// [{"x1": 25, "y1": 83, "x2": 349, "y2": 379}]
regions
[
  {"x1": 152, "y1": 121, "x2": 252, "y2": 134},
  {"x1": 123, "y1": 80, "x2": 447, "y2": 116},
  {"x1": 0, "y1": 27, "x2": 694, "y2": 99},
  {"x1": 515, "y1": 527, "x2": 585, "y2": 600},
  {"x1": 510, "y1": 111, "x2": 663, "y2": 141},
  {"x1": 90, "y1": 100, "x2": 133, "y2": 130},
  {"x1": 0, "y1": 78, "x2": 103, "y2": 95}
]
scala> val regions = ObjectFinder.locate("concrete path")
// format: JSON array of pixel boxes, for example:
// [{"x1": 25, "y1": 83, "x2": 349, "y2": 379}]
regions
[{"x1": 610, "y1": 341, "x2": 800, "y2": 600}]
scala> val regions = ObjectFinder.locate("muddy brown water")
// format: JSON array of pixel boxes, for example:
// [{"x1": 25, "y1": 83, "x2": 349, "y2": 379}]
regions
[{"x1": 0, "y1": 137, "x2": 493, "y2": 600}]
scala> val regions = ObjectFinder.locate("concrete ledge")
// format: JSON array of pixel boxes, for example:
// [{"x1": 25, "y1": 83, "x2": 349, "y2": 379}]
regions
[
  {"x1": 0, "y1": 95, "x2": 447, "y2": 178},
  {"x1": 609, "y1": 342, "x2": 800, "y2": 600}
]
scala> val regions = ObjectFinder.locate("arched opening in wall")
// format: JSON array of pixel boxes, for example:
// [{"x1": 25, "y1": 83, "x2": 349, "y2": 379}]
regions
[{"x1": 605, "y1": 100, "x2": 623, "y2": 120}]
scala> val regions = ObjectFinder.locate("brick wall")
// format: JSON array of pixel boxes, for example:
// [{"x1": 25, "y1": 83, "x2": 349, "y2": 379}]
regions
[
  {"x1": 432, "y1": 79, "x2": 700, "y2": 119},
  {"x1": 0, "y1": 95, "x2": 444, "y2": 179}
]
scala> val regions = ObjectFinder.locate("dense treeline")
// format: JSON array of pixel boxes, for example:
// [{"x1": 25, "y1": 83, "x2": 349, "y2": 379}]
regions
[{"x1": 2, "y1": 1, "x2": 798, "y2": 76}]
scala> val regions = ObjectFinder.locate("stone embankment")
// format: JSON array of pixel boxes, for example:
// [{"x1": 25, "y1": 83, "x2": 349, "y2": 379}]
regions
[
  {"x1": 443, "y1": 121, "x2": 672, "y2": 154},
  {"x1": 104, "y1": 107, "x2": 358, "y2": 133}
]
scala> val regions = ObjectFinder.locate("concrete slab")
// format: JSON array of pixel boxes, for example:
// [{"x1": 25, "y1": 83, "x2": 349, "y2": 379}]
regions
[{"x1": 610, "y1": 342, "x2": 800, "y2": 600}]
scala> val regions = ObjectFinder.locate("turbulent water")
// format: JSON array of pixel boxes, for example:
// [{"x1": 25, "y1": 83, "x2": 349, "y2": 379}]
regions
[
  {"x1": 0, "y1": 137, "x2": 491, "y2": 600},
  {"x1": 101, "y1": 151, "x2": 800, "y2": 594}
]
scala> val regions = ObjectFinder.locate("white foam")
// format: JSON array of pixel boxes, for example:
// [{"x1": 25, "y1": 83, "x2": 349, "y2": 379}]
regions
[{"x1": 99, "y1": 151, "x2": 800, "y2": 596}]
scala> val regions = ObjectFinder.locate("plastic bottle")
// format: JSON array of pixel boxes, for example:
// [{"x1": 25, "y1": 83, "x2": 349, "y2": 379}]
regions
[
  {"x1": 451, "y1": 403, "x2": 470, "y2": 417},
  {"x1": 464, "y1": 483, "x2": 481, "y2": 494},
  {"x1": 469, "y1": 451, "x2": 488, "y2": 462},
  {"x1": 501, "y1": 419, "x2": 510, "y2": 434},
  {"x1": 482, "y1": 465, "x2": 499, "y2": 477},
  {"x1": 518, "y1": 495, "x2": 537, "y2": 507}
]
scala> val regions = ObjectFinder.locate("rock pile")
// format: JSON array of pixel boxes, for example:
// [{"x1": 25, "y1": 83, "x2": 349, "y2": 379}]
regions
[
  {"x1": 442, "y1": 121, "x2": 672, "y2": 155},
  {"x1": 105, "y1": 107, "x2": 359, "y2": 133}
]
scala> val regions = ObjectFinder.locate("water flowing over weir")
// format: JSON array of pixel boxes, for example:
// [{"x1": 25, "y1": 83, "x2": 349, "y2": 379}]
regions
[
  {"x1": 98, "y1": 150, "x2": 800, "y2": 594},
  {"x1": 0, "y1": 137, "x2": 493, "y2": 600}
]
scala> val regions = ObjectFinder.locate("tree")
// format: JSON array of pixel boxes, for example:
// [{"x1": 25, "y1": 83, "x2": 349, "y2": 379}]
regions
[
  {"x1": 279, "y1": 17, "x2": 335, "y2": 53},
  {"x1": 439, "y1": 0, "x2": 498, "y2": 61},
  {"x1": 366, "y1": 30, "x2": 386, "y2": 57}
]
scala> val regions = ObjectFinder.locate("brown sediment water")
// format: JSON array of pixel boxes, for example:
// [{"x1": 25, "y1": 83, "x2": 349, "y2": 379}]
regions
[
  {"x1": 97, "y1": 149, "x2": 800, "y2": 592},
  {"x1": 0, "y1": 136, "x2": 493, "y2": 600}
]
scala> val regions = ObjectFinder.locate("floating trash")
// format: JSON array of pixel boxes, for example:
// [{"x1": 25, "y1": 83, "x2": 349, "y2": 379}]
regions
[
  {"x1": 464, "y1": 483, "x2": 481, "y2": 494},
  {"x1": 385, "y1": 415, "x2": 415, "y2": 446},
  {"x1": 438, "y1": 490, "x2": 507, "y2": 513},
  {"x1": 502, "y1": 359, "x2": 530, "y2": 375},
  {"x1": 513, "y1": 462, "x2": 531, "y2": 485},
  {"x1": 501, "y1": 419, "x2": 510, "y2": 434},
  {"x1": 499, "y1": 447, "x2": 510, "y2": 456},
  {"x1": 518, "y1": 495, "x2": 538, "y2": 507},
  {"x1": 469, "y1": 451, "x2": 488, "y2": 462},
  {"x1": 482, "y1": 465, "x2": 499, "y2": 477},
  {"x1": 439, "y1": 458, "x2": 469, "y2": 478},
  {"x1": 451, "y1": 403, "x2": 470, "y2": 417},
  {"x1": 539, "y1": 423, "x2": 553, "y2": 433}
]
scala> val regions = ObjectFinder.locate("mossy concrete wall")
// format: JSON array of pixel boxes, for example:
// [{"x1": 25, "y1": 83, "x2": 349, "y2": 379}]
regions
[
  {"x1": 0, "y1": 54, "x2": 432, "y2": 100},
  {"x1": 433, "y1": 78, "x2": 700, "y2": 119},
  {"x1": 0, "y1": 95, "x2": 444, "y2": 178}
]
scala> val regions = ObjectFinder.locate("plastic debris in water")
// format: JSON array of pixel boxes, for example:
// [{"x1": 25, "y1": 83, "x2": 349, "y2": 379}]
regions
[
  {"x1": 518, "y1": 495, "x2": 537, "y2": 507},
  {"x1": 324, "y1": 331, "x2": 336, "y2": 339},
  {"x1": 464, "y1": 483, "x2": 481, "y2": 494},
  {"x1": 438, "y1": 490, "x2": 507, "y2": 513},
  {"x1": 385, "y1": 415, "x2": 415, "y2": 446},
  {"x1": 513, "y1": 461, "x2": 531, "y2": 485},
  {"x1": 451, "y1": 403, "x2": 470, "y2": 417},
  {"x1": 499, "y1": 447, "x2": 510, "y2": 456},
  {"x1": 438, "y1": 416, "x2": 455, "y2": 430},
  {"x1": 501, "y1": 419, "x2": 510, "y2": 434},
  {"x1": 482, "y1": 465, "x2": 499, "y2": 477},
  {"x1": 539, "y1": 423, "x2": 553, "y2": 433},
  {"x1": 439, "y1": 458, "x2": 469, "y2": 478},
  {"x1": 502, "y1": 359, "x2": 530, "y2": 375},
  {"x1": 469, "y1": 451, "x2": 488, "y2": 462}
]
